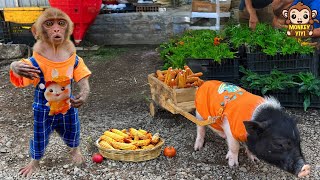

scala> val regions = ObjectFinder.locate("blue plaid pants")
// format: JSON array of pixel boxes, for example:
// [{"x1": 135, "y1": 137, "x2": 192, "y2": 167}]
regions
[
  {"x1": 28, "y1": 56, "x2": 81, "y2": 160},
  {"x1": 30, "y1": 107, "x2": 80, "y2": 160}
]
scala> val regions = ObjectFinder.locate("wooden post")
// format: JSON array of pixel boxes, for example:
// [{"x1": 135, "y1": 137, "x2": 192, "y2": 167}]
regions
[{"x1": 166, "y1": 99, "x2": 216, "y2": 126}]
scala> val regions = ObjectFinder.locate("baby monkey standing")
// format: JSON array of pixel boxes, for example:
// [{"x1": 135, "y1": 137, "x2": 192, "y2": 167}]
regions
[{"x1": 9, "y1": 8, "x2": 91, "y2": 177}]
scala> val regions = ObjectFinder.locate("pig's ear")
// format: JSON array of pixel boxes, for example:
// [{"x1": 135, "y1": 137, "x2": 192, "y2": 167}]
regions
[{"x1": 244, "y1": 121, "x2": 270, "y2": 135}]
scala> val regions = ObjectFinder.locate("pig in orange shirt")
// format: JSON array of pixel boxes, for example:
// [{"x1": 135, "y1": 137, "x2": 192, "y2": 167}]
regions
[{"x1": 195, "y1": 80, "x2": 263, "y2": 142}]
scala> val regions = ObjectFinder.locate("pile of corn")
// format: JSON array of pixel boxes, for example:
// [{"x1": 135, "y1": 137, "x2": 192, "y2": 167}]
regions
[
  {"x1": 98, "y1": 128, "x2": 160, "y2": 150},
  {"x1": 156, "y1": 66, "x2": 204, "y2": 88}
]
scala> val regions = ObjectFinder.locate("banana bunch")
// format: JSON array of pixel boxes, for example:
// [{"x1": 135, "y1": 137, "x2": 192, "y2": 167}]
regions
[
  {"x1": 98, "y1": 128, "x2": 161, "y2": 150},
  {"x1": 156, "y1": 66, "x2": 204, "y2": 88}
]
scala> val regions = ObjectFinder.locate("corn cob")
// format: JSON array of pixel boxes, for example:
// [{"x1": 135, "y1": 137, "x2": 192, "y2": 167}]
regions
[
  {"x1": 151, "y1": 133, "x2": 160, "y2": 145},
  {"x1": 131, "y1": 139, "x2": 151, "y2": 146},
  {"x1": 138, "y1": 129, "x2": 148, "y2": 135},
  {"x1": 110, "y1": 141, "x2": 137, "y2": 150},
  {"x1": 99, "y1": 140, "x2": 114, "y2": 150},
  {"x1": 111, "y1": 129, "x2": 130, "y2": 138},
  {"x1": 130, "y1": 128, "x2": 152, "y2": 140},
  {"x1": 124, "y1": 138, "x2": 133, "y2": 143},
  {"x1": 104, "y1": 131, "x2": 125, "y2": 142},
  {"x1": 142, "y1": 144, "x2": 155, "y2": 149},
  {"x1": 101, "y1": 135, "x2": 117, "y2": 144},
  {"x1": 121, "y1": 129, "x2": 127, "y2": 133},
  {"x1": 100, "y1": 135, "x2": 111, "y2": 141}
]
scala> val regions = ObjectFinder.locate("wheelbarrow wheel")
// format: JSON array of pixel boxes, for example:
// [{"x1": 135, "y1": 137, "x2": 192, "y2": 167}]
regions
[{"x1": 149, "y1": 100, "x2": 158, "y2": 117}]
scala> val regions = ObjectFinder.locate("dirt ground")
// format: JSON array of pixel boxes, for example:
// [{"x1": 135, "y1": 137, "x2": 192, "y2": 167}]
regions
[{"x1": 0, "y1": 46, "x2": 319, "y2": 180}]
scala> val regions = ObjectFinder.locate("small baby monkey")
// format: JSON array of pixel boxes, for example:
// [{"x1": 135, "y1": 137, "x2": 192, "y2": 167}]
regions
[{"x1": 9, "y1": 8, "x2": 91, "y2": 177}]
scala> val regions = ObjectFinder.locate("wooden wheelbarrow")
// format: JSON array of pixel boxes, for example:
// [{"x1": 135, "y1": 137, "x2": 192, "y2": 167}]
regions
[{"x1": 147, "y1": 73, "x2": 216, "y2": 126}]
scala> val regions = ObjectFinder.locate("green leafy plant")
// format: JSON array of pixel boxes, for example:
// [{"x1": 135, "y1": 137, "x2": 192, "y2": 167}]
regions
[
  {"x1": 224, "y1": 23, "x2": 315, "y2": 55},
  {"x1": 159, "y1": 29, "x2": 235, "y2": 69},
  {"x1": 295, "y1": 72, "x2": 320, "y2": 111},
  {"x1": 240, "y1": 66, "x2": 298, "y2": 94},
  {"x1": 240, "y1": 67, "x2": 320, "y2": 111}
]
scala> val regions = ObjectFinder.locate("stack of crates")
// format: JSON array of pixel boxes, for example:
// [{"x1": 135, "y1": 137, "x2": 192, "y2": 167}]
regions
[{"x1": 2, "y1": 7, "x2": 45, "y2": 46}]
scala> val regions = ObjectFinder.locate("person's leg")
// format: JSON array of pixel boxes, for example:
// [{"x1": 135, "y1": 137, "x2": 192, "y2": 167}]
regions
[
  {"x1": 20, "y1": 109, "x2": 53, "y2": 177},
  {"x1": 56, "y1": 107, "x2": 84, "y2": 165},
  {"x1": 239, "y1": 7, "x2": 251, "y2": 25}
]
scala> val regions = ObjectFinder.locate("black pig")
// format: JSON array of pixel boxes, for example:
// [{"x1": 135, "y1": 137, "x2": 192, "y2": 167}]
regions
[
  {"x1": 194, "y1": 80, "x2": 310, "y2": 177},
  {"x1": 244, "y1": 107, "x2": 310, "y2": 177}
]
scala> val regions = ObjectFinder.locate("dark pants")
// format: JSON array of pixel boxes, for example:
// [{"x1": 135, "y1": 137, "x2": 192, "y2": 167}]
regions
[{"x1": 238, "y1": 5, "x2": 274, "y2": 25}]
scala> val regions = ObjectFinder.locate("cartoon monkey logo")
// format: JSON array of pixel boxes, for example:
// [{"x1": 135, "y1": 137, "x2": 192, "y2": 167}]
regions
[{"x1": 282, "y1": 2, "x2": 319, "y2": 37}]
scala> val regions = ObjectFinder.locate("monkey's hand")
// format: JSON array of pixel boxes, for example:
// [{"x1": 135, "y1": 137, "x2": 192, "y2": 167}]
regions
[
  {"x1": 10, "y1": 61, "x2": 40, "y2": 80},
  {"x1": 71, "y1": 77, "x2": 90, "y2": 108}
]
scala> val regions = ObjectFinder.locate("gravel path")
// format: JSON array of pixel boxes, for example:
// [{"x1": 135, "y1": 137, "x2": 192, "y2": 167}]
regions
[{"x1": 0, "y1": 46, "x2": 319, "y2": 180}]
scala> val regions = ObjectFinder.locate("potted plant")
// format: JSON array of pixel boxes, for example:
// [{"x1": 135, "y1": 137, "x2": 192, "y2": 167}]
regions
[
  {"x1": 159, "y1": 29, "x2": 239, "y2": 84},
  {"x1": 224, "y1": 23, "x2": 318, "y2": 76},
  {"x1": 240, "y1": 66, "x2": 320, "y2": 111}
]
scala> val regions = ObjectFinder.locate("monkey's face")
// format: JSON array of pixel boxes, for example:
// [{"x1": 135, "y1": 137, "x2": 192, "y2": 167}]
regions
[
  {"x1": 42, "y1": 19, "x2": 68, "y2": 45},
  {"x1": 289, "y1": 9, "x2": 310, "y2": 24}
]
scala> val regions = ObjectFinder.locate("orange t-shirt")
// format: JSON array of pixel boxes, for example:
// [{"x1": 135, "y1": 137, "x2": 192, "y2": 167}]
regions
[
  {"x1": 195, "y1": 80, "x2": 264, "y2": 142},
  {"x1": 10, "y1": 52, "x2": 91, "y2": 88}
]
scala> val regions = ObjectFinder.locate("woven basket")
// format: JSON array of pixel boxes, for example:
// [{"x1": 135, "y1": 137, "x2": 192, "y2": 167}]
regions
[{"x1": 95, "y1": 138, "x2": 165, "y2": 162}]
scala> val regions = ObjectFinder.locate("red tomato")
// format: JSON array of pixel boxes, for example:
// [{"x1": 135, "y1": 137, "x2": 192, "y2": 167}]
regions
[
  {"x1": 92, "y1": 153, "x2": 104, "y2": 163},
  {"x1": 163, "y1": 146, "x2": 177, "y2": 158}
]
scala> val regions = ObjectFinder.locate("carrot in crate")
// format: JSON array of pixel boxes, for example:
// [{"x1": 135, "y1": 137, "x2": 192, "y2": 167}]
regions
[
  {"x1": 188, "y1": 72, "x2": 203, "y2": 78},
  {"x1": 169, "y1": 78, "x2": 177, "y2": 88},
  {"x1": 156, "y1": 70, "x2": 165, "y2": 81},
  {"x1": 184, "y1": 65, "x2": 194, "y2": 76},
  {"x1": 178, "y1": 71, "x2": 187, "y2": 88},
  {"x1": 164, "y1": 67, "x2": 175, "y2": 85},
  {"x1": 186, "y1": 77, "x2": 200, "y2": 83}
]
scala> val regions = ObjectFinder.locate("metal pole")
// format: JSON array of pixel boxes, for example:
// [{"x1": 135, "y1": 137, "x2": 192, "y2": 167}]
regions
[{"x1": 216, "y1": 0, "x2": 220, "y2": 30}]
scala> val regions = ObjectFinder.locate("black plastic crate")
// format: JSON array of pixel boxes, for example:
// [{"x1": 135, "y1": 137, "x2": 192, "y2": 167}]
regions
[
  {"x1": 6, "y1": 22, "x2": 35, "y2": 46},
  {"x1": 248, "y1": 88, "x2": 320, "y2": 108},
  {"x1": 186, "y1": 58, "x2": 240, "y2": 84},
  {"x1": 246, "y1": 52, "x2": 319, "y2": 76}
]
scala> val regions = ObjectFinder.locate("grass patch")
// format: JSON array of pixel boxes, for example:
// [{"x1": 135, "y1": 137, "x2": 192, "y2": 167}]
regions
[{"x1": 78, "y1": 47, "x2": 129, "y2": 61}]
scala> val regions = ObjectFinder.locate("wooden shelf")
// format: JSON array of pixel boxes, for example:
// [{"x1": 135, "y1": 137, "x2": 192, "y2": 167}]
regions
[{"x1": 190, "y1": 0, "x2": 231, "y2": 30}]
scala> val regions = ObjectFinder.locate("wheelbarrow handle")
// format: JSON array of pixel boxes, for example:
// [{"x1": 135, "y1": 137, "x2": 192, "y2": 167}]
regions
[{"x1": 166, "y1": 99, "x2": 216, "y2": 126}]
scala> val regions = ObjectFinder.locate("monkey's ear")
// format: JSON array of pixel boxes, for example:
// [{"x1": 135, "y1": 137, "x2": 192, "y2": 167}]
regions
[
  {"x1": 312, "y1": 10, "x2": 317, "y2": 18},
  {"x1": 31, "y1": 24, "x2": 39, "y2": 40},
  {"x1": 282, "y1": 10, "x2": 288, "y2": 19}
]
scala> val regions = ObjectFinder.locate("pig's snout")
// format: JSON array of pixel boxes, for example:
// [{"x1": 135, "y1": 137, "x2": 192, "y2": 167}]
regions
[{"x1": 297, "y1": 164, "x2": 310, "y2": 178}]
